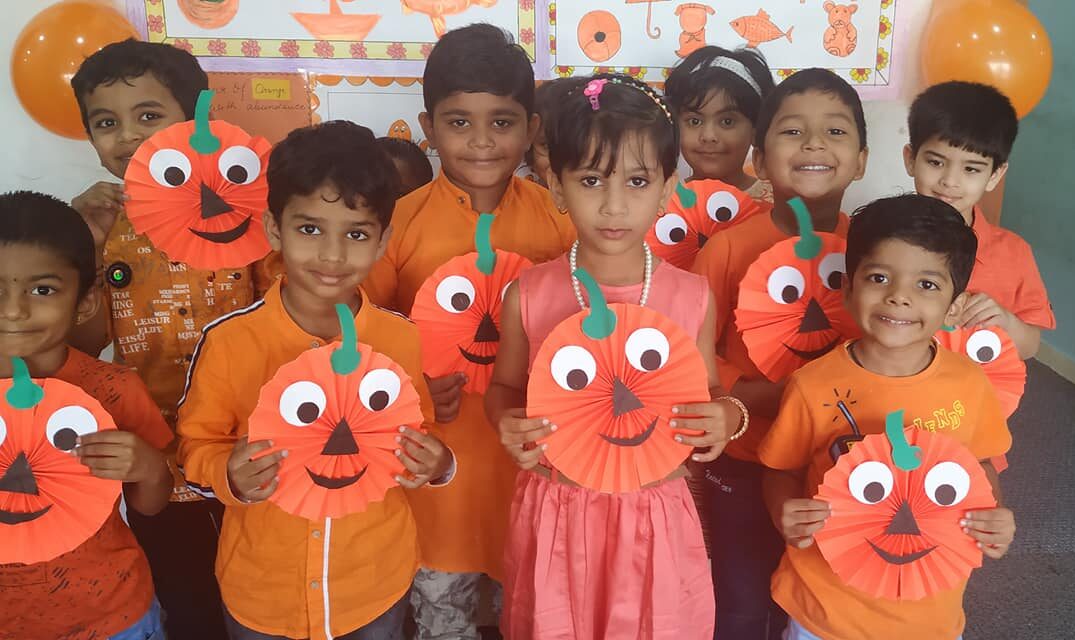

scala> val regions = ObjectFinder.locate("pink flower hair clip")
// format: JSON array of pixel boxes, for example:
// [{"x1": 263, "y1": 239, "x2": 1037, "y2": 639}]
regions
[{"x1": 584, "y1": 78, "x2": 609, "y2": 111}]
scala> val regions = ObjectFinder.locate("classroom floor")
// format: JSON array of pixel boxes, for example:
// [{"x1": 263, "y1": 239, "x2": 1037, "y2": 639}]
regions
[{"x1": 964, "y1": 359, "x2": 1075, "y2": 639}]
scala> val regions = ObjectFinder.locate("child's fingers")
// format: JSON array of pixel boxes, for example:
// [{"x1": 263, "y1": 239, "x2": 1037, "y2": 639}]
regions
[
  {"x1": 74, "y1": 442, "x2": 128, "y2": 459},
  {"x1": 512, "y1": 445, "x2": 547, "y2": 470},
  {"x1": 790, "y1": 535, "x2": 817, "y2": 549},
  {"x1": 499, "y1": 419, "x2": 555, "y2": 446},
  {"x1": 244, "y1": 476, "x2": 280, "y2": 501},
  {"x1": 671, "y1": 403, "x2": 719, "y2": 417},
  {"x1": 674, "y1": 431, "x2": 723, "y2": 449},
  {"x1": 241, "y1": 452, "x2": 285, "y2": 477},
  {"x1": 785, "y1": 519, "x2": 827, "y2": 541},
  {"x1": 398, "y1": 439, "x2": 436, "y2": 470},
  {"x1": 396, "y1": 474, "x2": 430, "y2": 490},
  {"x1": 981, "y1": 543, "x2": 1010, "y2": 560},
  {"x1": 964, "y1": 527, "x2": 1013, "y2": 546},
  {"x1": 670, "y1": 416, "x2": 725, "y2": 435},
  {"x1": 690, "y1": 443, "x2": 727, "y2": 463}
]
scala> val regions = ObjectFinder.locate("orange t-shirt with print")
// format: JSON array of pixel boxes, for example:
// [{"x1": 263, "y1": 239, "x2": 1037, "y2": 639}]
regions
[
  {"x1": 758, "y1": 344, "x2": 1011, "y2": 640},
  {"x1": 176, "y1": 281, "x2": 432, "y2": 640},
  {"x1": 0, "y1": 348, "x2": 173, "y2": 640},
  {"x1": 362, "y1": 174, "x2": 575, "y2": 580},
  {"x1": 691, "y1": 210, "x2": 849, "y2": 463}
]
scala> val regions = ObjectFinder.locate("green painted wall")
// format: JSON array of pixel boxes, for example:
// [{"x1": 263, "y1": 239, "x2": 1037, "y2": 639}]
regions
[{"x1": 1002, "y1": 0, "x2": 1074, "y2": 360}]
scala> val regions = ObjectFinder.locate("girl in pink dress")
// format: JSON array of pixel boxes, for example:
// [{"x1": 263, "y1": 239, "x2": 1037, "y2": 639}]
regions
[{"x1": 485, "y1": 74, "x2": 750, "y2": 639}]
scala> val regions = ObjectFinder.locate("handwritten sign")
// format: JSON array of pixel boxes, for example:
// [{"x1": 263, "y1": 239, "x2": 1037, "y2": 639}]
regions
[{"x1": 207, "y1": 72, "x2": 311, "y2": 144}]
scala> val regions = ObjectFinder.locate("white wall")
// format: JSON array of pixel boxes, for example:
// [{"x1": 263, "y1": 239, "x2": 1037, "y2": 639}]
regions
[{"x1": 0, "y1": 0, "x2": 932, "y2": 208}]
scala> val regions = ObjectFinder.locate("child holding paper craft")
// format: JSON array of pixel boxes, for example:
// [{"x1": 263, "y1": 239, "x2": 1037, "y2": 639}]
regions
[
  {"x1": 486, "y1": 73, "x2": 745, "y2": 639},
  {"x1": 0, "y1": 191, "x2": 173, "y2": 639},
  {"x1": 362, "y1": 23, "x2": 575, "y2": 639},
  {"x1": 68, "y1": 39, "x2": 272, "y2": 639},
  {"x1": 665, "y1": 46, "x2": 776, "y2": 201},
  {"x1": 691, "y1": 68, "x2": 869, "y2": 640},
  {"x1": 177, "y1": 121, "x2": 454, "y2": 640},
  {"x1": 759, "y1": 195, "x2": 1015, "y2": 640}
]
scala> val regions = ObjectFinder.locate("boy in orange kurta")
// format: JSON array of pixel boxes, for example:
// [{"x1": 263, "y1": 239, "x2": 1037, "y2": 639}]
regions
[{"x1": 362, "y1": 24, "x2": 574, "y2": 639}]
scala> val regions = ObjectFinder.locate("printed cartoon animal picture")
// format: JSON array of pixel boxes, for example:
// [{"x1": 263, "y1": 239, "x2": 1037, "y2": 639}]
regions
[
  {"x1": 178, "y1": 0, "x2": 240, "y2": 29},
  {"x1": 387, "y1": 119, "x2": 431, "y2": 154},
  {"x1": 730, "y1": 9, "x2": 793, "y2": 48},
  {"x1": 402, "y1": 0, "x2": 499, "y2": 38},
  {"x1": 823, "y1": 1, "x2": 858, "y2": 57},
  {"x1": 292, "y1": 0, "x2": 381, "y2": 41},
  {"x1": 674, "y1": 3, "x2": 716, "y2": 58}
]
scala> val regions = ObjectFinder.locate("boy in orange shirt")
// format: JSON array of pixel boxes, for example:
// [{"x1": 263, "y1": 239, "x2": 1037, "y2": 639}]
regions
[
  {"x1": 362, "y1": 23, "x2": 575, "y2": 639},
  {"x1": 905, "y1": 81, "x2": 1054, "y2": 359},
  {"x1": 0, "y1": 191, "x2": 173, "y2": 639},
  {"x1": 68, "y1": 39, "x2": 268, "y2": 638},
  {"x1": 177, "y1": 121, "x2": 454, "y2": 640},
  {"x1": 691, "y1": 68, "x2": 868, "y2": 639},
  {"x1": 760, "y1": 194, "x2": 1015, "y2": 640}
]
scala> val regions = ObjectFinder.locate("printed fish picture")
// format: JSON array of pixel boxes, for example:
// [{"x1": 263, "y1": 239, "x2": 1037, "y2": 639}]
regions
[{"x1": 730, "y1": 9, "x2": 793, "y2": 48}]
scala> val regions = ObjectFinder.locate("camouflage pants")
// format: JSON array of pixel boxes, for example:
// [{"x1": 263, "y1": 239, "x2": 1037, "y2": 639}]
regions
[{"x1": 410, "y1": 569, "x2": 502, "y2": 640}]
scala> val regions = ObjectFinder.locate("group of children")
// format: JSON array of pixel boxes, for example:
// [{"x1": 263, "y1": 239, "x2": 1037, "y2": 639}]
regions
[{"x1": 0, "y1": 18, "x2": 1053, "y2": 640}]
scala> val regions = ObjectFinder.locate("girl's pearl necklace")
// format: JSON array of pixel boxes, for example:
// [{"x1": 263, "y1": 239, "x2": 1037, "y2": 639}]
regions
[{"x1": 569, "y1": 241, "x2": 653, "y2": 309}]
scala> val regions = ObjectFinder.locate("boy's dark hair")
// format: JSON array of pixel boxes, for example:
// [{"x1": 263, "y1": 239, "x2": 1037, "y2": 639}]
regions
[
  {"x1": 847, "y1": 194, "x2": 977, "y2": 297},
  {"x1": 664, "y1": 46, "x2": 775, "y2": 124},
  {"x1": 422, "y1": 23, "x2": 534, "y2": 115},
  {"x1": 526, "y1": 77, "x2": 589, "y2": 166},
  {"x1": 268, "y1": 121, "x2": 399, "y2": 228},
  {"x1": 0, "y1": 191, "x2": 97, "y2": 298},
  {"x1": 908, "y1": 81, "x2": 1018, "y2": 169},
  {"x1": 70, "y1": 39, "x2": 208, "y2": 134},
  {"x1": 546, "y1": 74, "x2": 678, "y2": 179},
  {"x1": 754, "y1": 68, "x2": 867, "y2": 150},
  {"x1": 375, "y1": 137, "x2": 434, "y2": 193}
]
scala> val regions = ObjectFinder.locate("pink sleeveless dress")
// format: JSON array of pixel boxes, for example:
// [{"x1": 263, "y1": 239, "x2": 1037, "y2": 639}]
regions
[{"x1": 502, "y1": 255, "x2": 716, "y2": 640}]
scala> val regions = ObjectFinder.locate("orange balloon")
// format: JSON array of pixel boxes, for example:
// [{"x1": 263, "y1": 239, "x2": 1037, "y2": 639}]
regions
[
  {"x1": 11, "y1": 1, "x2": 140, "y2": 139},
  {"x1": 921, "y1": 0, "x2": 1052, "y2": 118}
]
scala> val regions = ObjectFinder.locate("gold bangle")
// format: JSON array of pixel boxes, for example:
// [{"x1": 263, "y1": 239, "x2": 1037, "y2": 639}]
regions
[{"x1": 716, "y1": 396, "x2": 749, "y2": 441}]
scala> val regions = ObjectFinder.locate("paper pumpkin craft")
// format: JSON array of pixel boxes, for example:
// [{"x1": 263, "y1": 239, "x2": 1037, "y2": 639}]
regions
[
  {"x1": 815, "y1": 411, "x2": 995, "y2": 601},
  {"x1": 647, "y1": 180, "x2": 763, "y2": 270},
  {"x1": 527, "y1": 269, "x2": 710, "y2": 493},
  {"x1": 0, "y1": 358, "x2": 121, "y2": 564},
  {"x1": 735, "y1": 198, "x2": 859, "y2": 381},
  {"x1": 125, "y1": 89, "x2": 272, "y2": 271},
  {"x1": 936, "y1": 326, "x2": 1026, "y2": 418},
  {"x1": 411, "y1": 214, "x2": 532, "y2": 395},
  {"x1": 248, "y1": 305, "x2": 425, "y2": 520}
]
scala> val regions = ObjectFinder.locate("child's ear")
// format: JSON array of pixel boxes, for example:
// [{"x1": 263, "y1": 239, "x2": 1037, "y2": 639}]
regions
[
  {"x1": 853, "y1": 145, "x2": 869, "y2": 181},
  {"x1": 902, "y1": 144, "x2": 916, "y2": 177},
  {"x1": 841, "y1": 271, "x2": 853, "y2": 310},
  {"x1": 418, "y1": 112, "x2": 436, "y2": 151},
  {"x1": 547, "y1": 170, "x2": 569, "y2": 213},
  {"x1": 75, "y1": 287, "x2": 101, "y2": 327},
  {"x1": 661, "y1": 172, "x2": 678, "y2": 208},
  {"x1": 752, "y1": 147, "x2": 768, "y2": 181},
  {"x1": 264, "y1": 210, "x2": 282, "y2": 251},
  {"x1": 527, "y1": 113, "x2": 541, "y2": 146},
  {"x1": 986, "y1": 162, "x2": 1008, "y2": 192},
  {"x1": 375, "y1": 224, "x2": 393, "y2": 261},
  {"x1": 944, "y1": 291, "x2": 968, "y2": 327}
]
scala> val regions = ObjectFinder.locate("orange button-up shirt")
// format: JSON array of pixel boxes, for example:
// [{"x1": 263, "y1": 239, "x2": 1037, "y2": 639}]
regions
[
  {"x1": 176, "y1": 281, "x2": 433, "y2": 639},
  {"x1": 692, "y1": 210, "x2": 850, "y2": 462}
]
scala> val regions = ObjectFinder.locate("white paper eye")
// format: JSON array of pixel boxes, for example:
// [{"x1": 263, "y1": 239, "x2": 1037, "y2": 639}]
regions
[
  {"x1": 435, "y1": 276, "x2": 476, "y2": 314},
  {"x1": 818, "y1": 253, "x2": 846, "y2": 291},
  {"x1": 218, "y1": 146, "x2": 261, "y2": 185},
  {"x1": 625, "y1": 328, "x2": 670, "y2": 373},
  {"x1": 550, "y1": 346, "x2": 597, "y2": 392},
  {"x1": 767, "y1": 266, "x2": 806, "y2": 304},
  {"x1": 46, "y1": 406, "x2": 99, "y2": 451},
  {"x1": 501, "y1": 281, "x2": 513, "y2": 302},
  {"x1": 965, "y1": 330, "x2": 1003, "y2": 364},
  {"x1": 279, "y1": 381, "x2": 327, "y2": 427},
  {"x1": 706, "y1": 191, "x2": 741, "y2": 223},
  {"x1": 654, "y1": 214, "x2": 689, "y2": 245},
  {"x1": 359, "y1": 369, "x2": 401, "y2": 412},
  {"x1": 148, "y1": 149, "x2": 192, "y2": 188},
  {"x1": 924, "y1": 461, "x2": 971, "y2": 507},
  {"x1": 848, "y1": 460, "x2": 894, "y2": 505}
]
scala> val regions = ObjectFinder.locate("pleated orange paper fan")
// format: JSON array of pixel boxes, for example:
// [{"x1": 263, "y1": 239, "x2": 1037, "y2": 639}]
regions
[
  {"x1": 527, "y1": 269, "x2": 711, "y2": 493},
  {"x1": 935, "y1": 326, "x2": 1026, "y2": 417},
  {"x1": 248, "y1": 306, "x2": 424, "y2": 520},
  {"x1": 647, "y1": 180, "x2": 764, "y2": 270},
  {"x1": 124, "y1": 90, "x2": 272, "y2": 271},
  {"x1": 0, "y1": 358, "x2": 121, "y2": 564},
  {"x1": 736, "y1": 199, "x2": 859, "y2": 381},
  {"x1": 412, "y1": 214, "x2": 532, "y2": 395},
  {"x1": 815, "y1": 411, "x2": 995, "y2": 601}
]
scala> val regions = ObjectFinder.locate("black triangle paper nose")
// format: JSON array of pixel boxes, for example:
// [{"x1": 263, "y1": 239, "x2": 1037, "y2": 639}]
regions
[
  {"x1": 0, "y1": 453, "x2": 39, "y2": 495},
  {"x1": 886, "y1": 501, "x2": 921, "y2": 535},
  {"x1": 612, "y1": 378, "x2": 644, "y2": 417},
  {"x1": 697, "y1": 232, "x2": 709, "y2": 249},
  {"x1": 799, "y1": 297, "x2": 832, "y2": 333},
  {"x1": 200, "y1": 183, "x2": 233, "y2": 219},
  {"x1": 474, "y1": 312, "x2": 500, "y2": 343},
  {"x1": 322, "y1": 418, "x2": 360, "y2": 456}
]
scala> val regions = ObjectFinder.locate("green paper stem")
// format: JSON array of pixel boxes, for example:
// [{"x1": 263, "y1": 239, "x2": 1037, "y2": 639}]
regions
[
  {"x1": 474, "y1": 213, "x2": 497, "y2": 275},
  {"x1": 789, "y1": 197, "x2": 822, "y2": 260},
  {"x1": 6, "y1": 358, "x2": 44, "y2": 410},
  {"x1": 189, "y1": 90, "x2": 221, "y2": 155},
  {"x1": 885, "y1": 409, "x2": 922, "y2": 472},
  {"x1": 941, "y1": 324, "x2": 956, "y2": 332},
  {"x1": 330, "y1": 303, "x2": 361, "y2": 375},
  {"x1": 675, "y1": 182, "x2": 697, "y2": 208},
  {"x1": 574, "y1": 268, "x2": 616, "y2": 340}
]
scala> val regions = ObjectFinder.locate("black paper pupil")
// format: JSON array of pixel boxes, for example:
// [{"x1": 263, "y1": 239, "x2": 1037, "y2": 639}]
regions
[
  {"x1": 976, "y1": 346, "x2": 995, "y2": 362},
  {"x1": 297, "y1": 402, "x2": 320, "y2": 424},
  {"x1": 369, "y1": 390, "x2": 390, "y2": 411},
  {"x1": 863, "y1": 481, "x2": 885, "y2": 503},
  {"x1": 640, "y1": 349, "x2": 662, "y2": 371},
  {"x1": 451, "y1": 293, "x2": 471, "y2": 311},
  {"x1": 781, "y1": 285, "x2": 800, "y2": 303},
  {"x1": 566, "y1": 369, "x2": 589, "y2": 391},
  {"x1": 714, "y1": 206, "x2": 732, "y2": 222},
  {"x1": 827, "y1": 272, "x2": 843, "y2": 290},
  {"x1": 164, "y1": 167, "x2": 186, "y2": 186},
  {"x1": 53, "y1": 427, "x2": 78, "y2": 451},
  {"x1": 669, "y1": 227, "x2": 686, "y2": 243},
  {"x1": 935, "y1": 484, "x2": 957, "y2": 506},
  {"x1": 227, "y1": 165, "x2": 248, "y2": 183}
]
